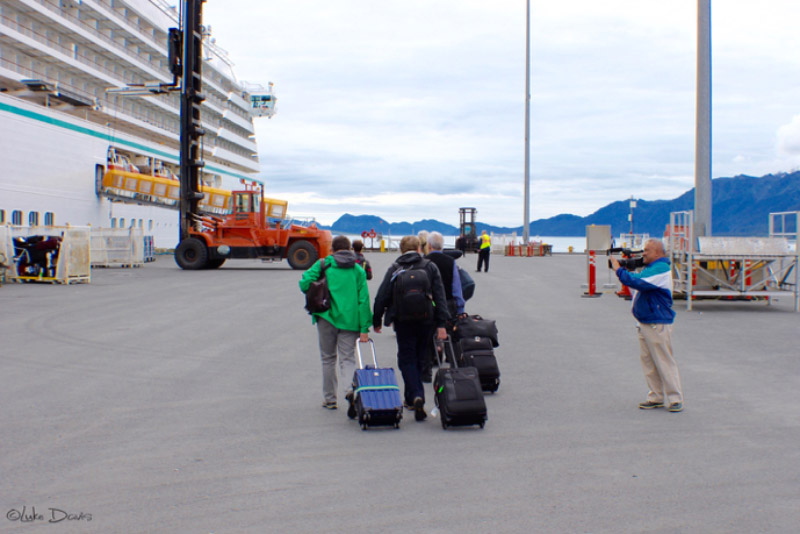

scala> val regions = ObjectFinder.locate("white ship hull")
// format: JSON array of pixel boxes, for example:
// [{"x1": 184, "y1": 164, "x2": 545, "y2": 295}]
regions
[
  {"x1": 0, "y1": 0, "x2": 272, "y2": 249},
  {"x1": 1, "y1": 94, "x2": 172, "y2": 246}
]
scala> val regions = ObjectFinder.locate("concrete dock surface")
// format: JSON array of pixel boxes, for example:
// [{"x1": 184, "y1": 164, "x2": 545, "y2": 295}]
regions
[{"x1": 1, "y1": 252, "x2": 798, "y2": 533}]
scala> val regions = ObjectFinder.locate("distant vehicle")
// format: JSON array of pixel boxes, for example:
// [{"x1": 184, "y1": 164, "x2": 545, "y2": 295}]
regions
[
  {"x1": 174, "y1": 181, "x2": 331, "y2": 270},
  {"x1": 458, "y1": 207, "x2": 480, "y2": 252}
]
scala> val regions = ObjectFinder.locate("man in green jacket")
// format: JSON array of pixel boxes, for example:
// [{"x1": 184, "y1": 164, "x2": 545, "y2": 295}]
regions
[{"x1": 299, "y1": 236, "x2": 372, "y2": 414}]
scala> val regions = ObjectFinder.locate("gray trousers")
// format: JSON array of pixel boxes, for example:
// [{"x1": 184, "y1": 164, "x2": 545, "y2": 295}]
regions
[{"x1": 316, "y1": 318, "x2": 358, "y2": 404}]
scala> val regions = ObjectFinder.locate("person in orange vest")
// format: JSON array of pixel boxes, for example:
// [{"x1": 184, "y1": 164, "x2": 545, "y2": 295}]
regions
[{"x1": 477, "y1": 230, "x2": 491, "y2": 272}]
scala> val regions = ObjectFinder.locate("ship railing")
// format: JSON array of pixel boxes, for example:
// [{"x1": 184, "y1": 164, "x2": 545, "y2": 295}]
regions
[
  {"x1": 0, "y1": 12, "x2": 147, "y2": 87},
  {"x1": 0, "y1": 53, "x2": 182, "y2": 137},
  {"x1": 20, "y1": 0, "x2": 239, "y2": 126},
  {"x1": 1, "y1": 12, "x2": 249, "y2": 128},
  {"x1": 32, "y1": 0, "x2": 167, "y2": 76}
]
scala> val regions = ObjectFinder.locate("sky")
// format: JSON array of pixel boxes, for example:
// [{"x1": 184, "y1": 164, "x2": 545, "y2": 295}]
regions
[{"x1": 203, "y1": 0, "x2": 800, "y2": 228}]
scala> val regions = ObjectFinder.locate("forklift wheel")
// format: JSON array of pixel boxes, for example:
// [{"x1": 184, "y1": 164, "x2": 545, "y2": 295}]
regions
[
  {"x1": 175, "y1": 238, "x2": 208, "y2": 270},
  {"x1": 287, "y1": 240, "x2": 318, "y2": 270}
]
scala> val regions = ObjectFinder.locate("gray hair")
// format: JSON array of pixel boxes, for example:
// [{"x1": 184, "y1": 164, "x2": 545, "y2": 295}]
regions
[
  {"x1": 645, "y1": 238, "x2": 666, "y2": 255},
  {"x1": 427, "y1": 231, "x2": 444, "y2": 251}
]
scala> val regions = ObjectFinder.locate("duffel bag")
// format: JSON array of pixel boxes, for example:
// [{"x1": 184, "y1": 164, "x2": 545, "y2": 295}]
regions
[
  {"x1": 452, "y1": 314, "x2": 499, "y2": 347},
  {"x1": 458, "y1": 267, "x2": 475, "y2": 301}
]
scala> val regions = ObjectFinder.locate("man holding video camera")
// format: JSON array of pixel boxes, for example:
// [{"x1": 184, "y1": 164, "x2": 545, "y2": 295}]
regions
[{"x1": 610, "y1": 239, "x2": 684, "y2": 413}]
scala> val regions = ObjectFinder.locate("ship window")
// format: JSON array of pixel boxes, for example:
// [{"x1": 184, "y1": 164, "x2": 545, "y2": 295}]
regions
[
  {"x1": 148, "y1": 220, "x2": 153, "y2": 231},
  {"x1": 0, "y1": 210, "x2": 5, "y2": 224},
  {"x1": 44, "y1": 212, "x2": 54, "y2": 226},
  {"x1": 119, "y1": 218, "x2": 125, "y2": 228},
  {"x1": 138, "y1": 219, "x2": 143, "y2": 228},
  {"x1": 29, "y1": 211, "x2": 39, "y2": 226},
  {"x1": 12, "y1": 211, "x2": 22, "y2": 225},
  {"x1": 111, "y1": 218, "x2": 117, "y2": 229}
]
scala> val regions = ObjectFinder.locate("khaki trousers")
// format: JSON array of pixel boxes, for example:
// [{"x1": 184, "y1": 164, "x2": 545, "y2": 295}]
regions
[{"x1": 637, "y1": 323, "x2": 683, "y2": 405}]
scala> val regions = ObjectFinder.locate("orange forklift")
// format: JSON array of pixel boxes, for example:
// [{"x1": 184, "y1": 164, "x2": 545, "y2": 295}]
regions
[
  {"x1": 174, "y1": 181, "x2": 331, "y2": 270},
  {"x1": 171, "y1": 0, "x2": 330, "y2": 270}
]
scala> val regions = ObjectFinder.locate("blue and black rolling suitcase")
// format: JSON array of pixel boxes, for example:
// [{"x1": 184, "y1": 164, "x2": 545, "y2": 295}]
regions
[{"x1": 352, "y1": 339, "x2": 403, "y2": 430}]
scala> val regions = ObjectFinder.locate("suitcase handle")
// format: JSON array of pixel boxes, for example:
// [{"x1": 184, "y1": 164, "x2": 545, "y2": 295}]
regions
[
  {"x1": 432, "y1": 334, "x2": 458, "y2": 369},
  {"x1": 355, "y1": 338, "x2": 378, "y2": 369}
]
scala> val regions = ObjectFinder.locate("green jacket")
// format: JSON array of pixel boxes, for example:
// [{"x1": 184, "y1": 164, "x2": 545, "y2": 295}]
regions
[{"x1": 299, "y1": 252, "x2": 372, "y2": 333}]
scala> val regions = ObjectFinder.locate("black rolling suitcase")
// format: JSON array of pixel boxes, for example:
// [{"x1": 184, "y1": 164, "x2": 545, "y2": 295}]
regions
[
  {"x1": 457, "y1": 336, "x2": 501, "y2": 393},
  {"x1": 352, "y1": 339, "x2": 403, "y2": 430},
  {"x1": 433, "y1": 335, "x2": 487, "y2": 429}
]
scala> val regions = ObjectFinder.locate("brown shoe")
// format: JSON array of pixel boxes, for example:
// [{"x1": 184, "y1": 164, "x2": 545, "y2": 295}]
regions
[{"x1": 638, "y1": 400, "x2": 665, "y2": 410}]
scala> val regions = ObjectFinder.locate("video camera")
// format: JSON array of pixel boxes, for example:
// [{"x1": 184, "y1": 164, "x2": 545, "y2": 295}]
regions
[{"x1": 607, "y1": 247, "x2": 644, "y2": 270}]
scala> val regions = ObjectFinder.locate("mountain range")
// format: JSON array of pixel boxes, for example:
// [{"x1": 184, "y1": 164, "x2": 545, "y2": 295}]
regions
[{"x1": 322, "y1": 172, "x2": 800, "y2": 237}]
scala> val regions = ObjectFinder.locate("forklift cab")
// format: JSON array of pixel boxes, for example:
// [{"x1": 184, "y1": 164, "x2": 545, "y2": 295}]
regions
[
  {"x1": 231, "y1": 187, "x2": 266, "y2": 226},
  {"x1": 233, "y1": 190, "x2": 259, "y2": 214}
]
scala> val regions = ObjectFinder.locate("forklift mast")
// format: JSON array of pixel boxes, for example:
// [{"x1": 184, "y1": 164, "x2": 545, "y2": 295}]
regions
[
  {"x1": 178, "y1": 0, "x2": 206, "y2": 241},
  {"x1": 459, "y1": 207, "x2": 479, "y2": 252},
  {"x1": 460, "y1": 207, "x2": 478, "y2": 237}
]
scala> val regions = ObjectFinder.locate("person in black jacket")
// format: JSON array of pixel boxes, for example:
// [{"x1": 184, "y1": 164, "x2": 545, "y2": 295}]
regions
[
  {"x1": 421, "y1": 231, "x2": 467, "y2": 381},
  {"x1": 373, "y1": 235, "x2": 450, "y2": 421},
  {"x1": 352, "y1": 239, "x2": 373, "y2": 280},
  {"x1": 425, "y1": 232, "x2": 466, "y2": 318}
]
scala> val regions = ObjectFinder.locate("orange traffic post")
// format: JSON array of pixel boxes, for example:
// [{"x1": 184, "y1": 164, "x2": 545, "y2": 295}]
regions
[
  {"x1": 582, "y1": 251, "x2": 602, "y2": 298},
  {"x1": 616, "y1": 283, "x2": 632, "y2": 300}
]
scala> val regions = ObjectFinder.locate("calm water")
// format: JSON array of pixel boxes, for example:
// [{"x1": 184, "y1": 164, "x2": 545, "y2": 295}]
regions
[{"x1": 344, "y1": 234, "x2": 587, "y2": 254}]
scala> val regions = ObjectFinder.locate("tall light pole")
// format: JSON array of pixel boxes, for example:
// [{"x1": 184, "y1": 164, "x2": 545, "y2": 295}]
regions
[
  {"x1": 522, "y1": 0, "x2": 531, "y2": 243},
  {"x1": 695, "y1": 0, "x2": 712, "y2": 237}
]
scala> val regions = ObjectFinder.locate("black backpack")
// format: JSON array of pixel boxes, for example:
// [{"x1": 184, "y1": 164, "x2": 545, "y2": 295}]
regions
[
  {"x1": 355, "y1": 254, "x2": 373, "y2": 280},
  {"x1": 392, "y1": 260, "x2": 434, "y2": 322},
  {"x1": 304, "y1": 260, "x2": 331, "y2": 314}
]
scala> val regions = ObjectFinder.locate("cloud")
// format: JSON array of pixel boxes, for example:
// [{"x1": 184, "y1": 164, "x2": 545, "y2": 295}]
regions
[
  {"x1": 204, "y1": 1, "x2": 800, "y2": 228},
  {"x1": 777, "y1": 115, "x2": 800, "y2": 156}
]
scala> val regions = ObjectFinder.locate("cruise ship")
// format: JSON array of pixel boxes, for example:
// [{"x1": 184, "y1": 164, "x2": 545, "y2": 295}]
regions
[{"x1": 0, "y1": 0, "x2": 274, "y2": 248}]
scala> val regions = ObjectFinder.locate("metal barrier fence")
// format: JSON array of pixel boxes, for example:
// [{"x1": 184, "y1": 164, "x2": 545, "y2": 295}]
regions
[{"x1": 90, "y1": 227, "x2": 145, "y2": 268}]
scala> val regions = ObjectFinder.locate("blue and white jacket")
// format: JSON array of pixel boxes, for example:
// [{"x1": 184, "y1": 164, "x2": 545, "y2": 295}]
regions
[{"x1": 616, "y1": 257, "x2": 675, "y2": 324}]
